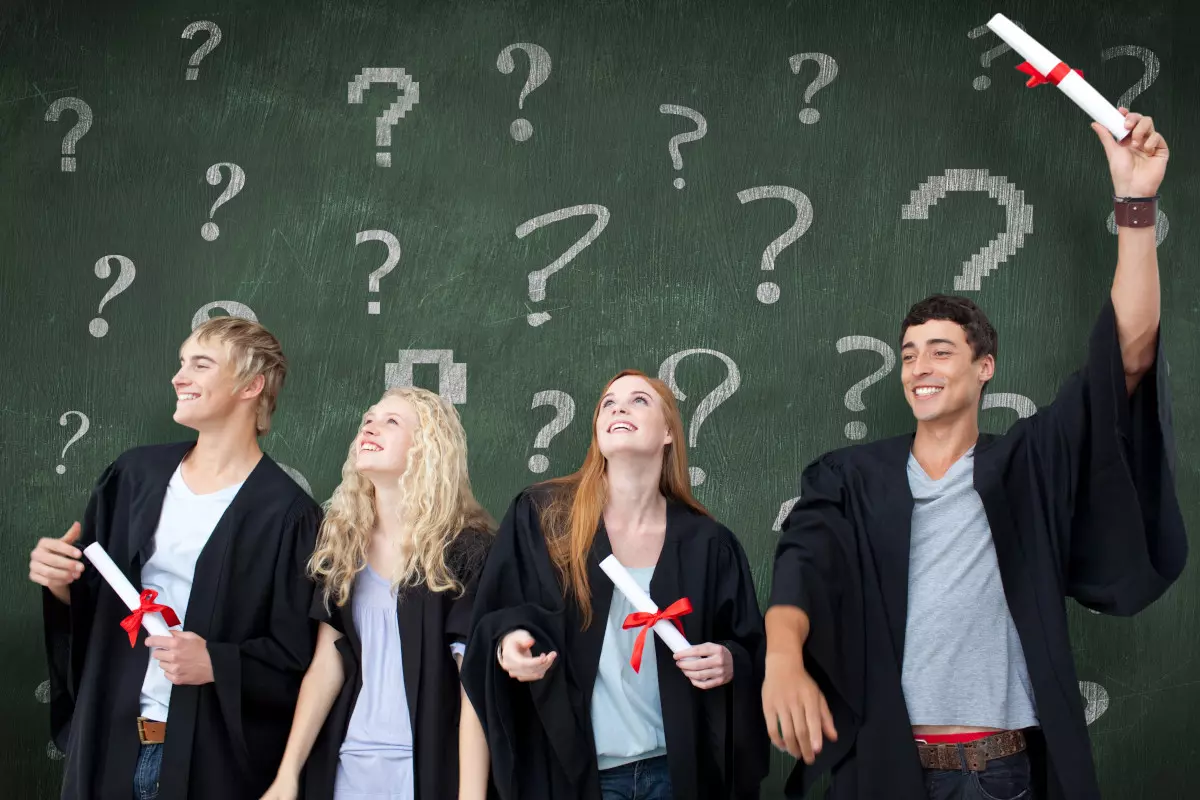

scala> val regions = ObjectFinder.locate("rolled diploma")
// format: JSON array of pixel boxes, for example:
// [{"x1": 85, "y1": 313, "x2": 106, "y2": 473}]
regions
[
  {"x1": 83, "y1": 542, "x2": 173, "y2": 638},
  {"x1": 599, "y1": 554, "x2": 691, "y2": 653},
  {"x1": 987, "y1": 13, "x2": 1129, "y2": 141}
]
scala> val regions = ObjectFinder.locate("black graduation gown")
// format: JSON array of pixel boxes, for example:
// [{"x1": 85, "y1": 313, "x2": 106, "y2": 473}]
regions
[
  {"x1": 770, "y1": 301, "x2": 1187, "y2": 800},
  {"x1": 305, "y1": 528, "x2": 493, "y2": 800},
  {"x1": 462, "y1": 487, "x2": 770, "y2": 800},
  {"x1": 42, "y1": 442, "x2": 323, "y2": 800}
]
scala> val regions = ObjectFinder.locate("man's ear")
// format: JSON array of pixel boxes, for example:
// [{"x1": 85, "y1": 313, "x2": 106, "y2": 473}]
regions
[
  {"x1": 978, "y1": 354, "x2": 996, "y2": 383},
  {"x1": 239, "y1": 373, "x2": 266, "y2": 400}
]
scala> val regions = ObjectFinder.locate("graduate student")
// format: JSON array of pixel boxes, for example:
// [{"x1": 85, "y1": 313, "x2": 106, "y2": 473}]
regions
[
  {"x1": 762, "y1": 110, "x2": 1186, "y2": 800},
  {"x1": 259, "y1": 387, "x2": 494, "y2": 800},
  {"x1": 462, "y1": 370, "x2": 769, "y2": 800},
  {"x1": 30, "y1": 316, "x2": 322, "y2": 800}
]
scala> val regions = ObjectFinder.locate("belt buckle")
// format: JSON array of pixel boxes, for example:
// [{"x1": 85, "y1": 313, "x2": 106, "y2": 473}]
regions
[{"x1": 137, "y1": 716, "x2": 149, "y2": 744}]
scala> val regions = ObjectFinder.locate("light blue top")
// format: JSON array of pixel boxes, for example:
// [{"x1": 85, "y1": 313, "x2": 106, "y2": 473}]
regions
[
  {"x1": 900, "y1": 448, "x2": 1039, "y2": 729},
  {"x1": 590, "y1": 565, "x2": 668, "y2": 771}
]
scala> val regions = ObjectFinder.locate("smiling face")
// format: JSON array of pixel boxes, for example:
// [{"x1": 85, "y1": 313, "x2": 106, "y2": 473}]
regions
[
  {"x1": 901, "y1": 319, "x2": 994, "y2": 424},
  {"x1": 595, "y1": 374, "x2": 673, "y2": 460},
  {"x1": 354, "y1": 394, "x2": 420, "y2": 478},
  {"x1": 172, "y1": 334, "x2": 263, "y2": 432}
]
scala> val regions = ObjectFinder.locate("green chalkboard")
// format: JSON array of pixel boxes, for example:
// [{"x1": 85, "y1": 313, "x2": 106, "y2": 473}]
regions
[{"x1": 2, "y1": 0, "x2": 1197, "y2": 796}]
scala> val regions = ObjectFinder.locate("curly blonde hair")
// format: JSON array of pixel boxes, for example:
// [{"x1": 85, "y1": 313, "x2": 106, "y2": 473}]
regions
[{"x1": 309, "y1": 387, "x2": 494, "y2": 608}]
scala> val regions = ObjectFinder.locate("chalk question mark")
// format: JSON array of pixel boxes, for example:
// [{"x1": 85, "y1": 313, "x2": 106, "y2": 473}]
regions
[
  {"x1": 55, "y1": 411, "x2": 90, "y2": 475},
  {"x1": 1100, "y1": 46, "x2": 1160, "y2": 110},
  {"x1": 789, "y1": 53, "x2": 838, "y2": 124},
  {"x1": 347, "y1": 68, "x2": 420, "y2": 167},
  {"x1": 901, "y1": 169, "x2": 1033, "y2": 291},
  {"x1": 181, "y1": 21, "x2": 222, "y2": 81},
  {"x1": 278, "y1": 463, "x2": 314, "y2": 497},
  {"x1": 355, "y1": 230, "x2": 402, "y2": 315},
  {"x1": 773, "y1": 496, "x2": 801, "y2": 532},
  {"x1": 659, "y1": 105, "x2": 708, "y2": 189},
  {"x1": 191, "y1": 300, "x2": 258, "y2": 330},
  {"x1": 528, "y1": 390, "x2": 576, "y2": 473},
  {"x1": 497, "y1": 43, "x2": 552, "y2": 142},
  {"x1": 736, "y1": 186, "x2": 813, "y2": 304},
  {"x1": 1079, "y1": 681, "x2": 1110, "y2": 725},
  {"x1": 982, "y1": 392, "x2": 1036, "y2": 419},
  {"x1": 518, "y1": 204, "x2": 611, "y2": 327},
  {"x1": 658, "y1": 348, "x2": 741, "y2": 487},
  {"x1": 967, "y1": 21, "x2": 1023, "y2": 90},
  {"x1": 836, "y1": 336, "x2": 896, "y2": 440},
  {"x1": 201, "y1": 163, "x2": 246, "y2": 241},
  {"x1": 44, "y1": 97, "x2": 93, "y2": 173},
  {"x1": 89, "y1": 256, "x2": 136, "y2": 338}
]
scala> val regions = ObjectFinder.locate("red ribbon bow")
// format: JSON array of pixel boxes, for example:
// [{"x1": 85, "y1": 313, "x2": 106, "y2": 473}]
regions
[
  {"x1": 621, "y1": 597, "x2": 692, "y2": 673},
  {"x1": 119, "y1": 589, "x2": 180, "y2": 647},
  {"x1": 1016, "y1": 61, "x2": 1083, "y2": 88}
]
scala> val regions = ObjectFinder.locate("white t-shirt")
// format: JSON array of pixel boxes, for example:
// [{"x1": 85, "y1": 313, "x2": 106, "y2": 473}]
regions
[{"x1": 139, "y1": 464, "x2": 243, "y2": 721}]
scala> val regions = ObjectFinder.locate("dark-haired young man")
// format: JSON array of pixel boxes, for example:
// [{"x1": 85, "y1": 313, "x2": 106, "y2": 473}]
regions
[{"x1": 762, "y1": 112, "x2": 1187, "y2": 800}]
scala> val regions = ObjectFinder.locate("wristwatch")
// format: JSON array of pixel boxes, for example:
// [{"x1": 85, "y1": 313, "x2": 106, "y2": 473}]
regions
[{"x1": 1113, "y1": 194, "x2": 1159, "y2": 228}]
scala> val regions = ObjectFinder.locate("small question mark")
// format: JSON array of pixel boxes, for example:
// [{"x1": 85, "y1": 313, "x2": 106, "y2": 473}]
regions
[
  {"x1": 967, "y1": 21, "x2": 1023, "y2": 90},
  {"x1": 836, "y1": 336, "x2": 896, "y2": 440},
  {"x1": 659, "y1": 105, "x2": 708, "y2": 189},
  {"x1": 497, "y1": 43, "x2": 552, "y2": 142},
  {"x1": 528, "y1": 390, "x2": 576, "y2": 473},
  {"x1": 789, "y1": 53, "x2": 838, "y2": 124},
  {"x1": 201, "y1": 163, "x2": 246, "y2": 241},
  {"x1": 355, "y1": 230, "x2": 402, "y2": 315},
  {"x1": 982, "y1": 392, "x2": 1037, "y2": 419},
  {"x1": 517, "y1": 204, "x2": 611, "y2": 326},
  {"x1": 658, "y1": 348, "x2": 741, "y2": 487},
  {"x1": 1100, "y1": 46, "x2": 1160, "y2": 110},
  {"x1": 56, "y1": 411, "x2": 90, "y2": 474},
  {"x1": 181, "y1": 21, "x2": 222, "y2": 81},
  {"x1": 736, "y1": 186, "x2": 813, "y2": 304},
  {"x1": 347, "y1": 68, "x2": 421, "y2": 167},
  {"x1": 773, "y1": 496, "x2": 801, "y2": 532},
  {"x1": 1079, "y1": 681, "x2": 1110, "y2": 725},
  {"x1": 89, "y1": 256, "x2": 136, "y2": 338},
  {"x1": 191, "y1": 300, "x2": 258, "y2": 330},
  {"x1": 44, "y1": 97, "x2": 93, "y2": 172},
  {"x1": 901, "y1": 169, "x2": 1033, "y2": 291}
]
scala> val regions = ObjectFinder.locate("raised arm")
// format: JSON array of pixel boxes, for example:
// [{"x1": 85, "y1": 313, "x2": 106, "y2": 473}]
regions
[{"x1": 1092, "y1": 109, "x2": 1169, "y2": 393}]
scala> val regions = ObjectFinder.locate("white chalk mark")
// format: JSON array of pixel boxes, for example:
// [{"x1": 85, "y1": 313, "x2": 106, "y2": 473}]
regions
[
  {"x1": 384, "y1": 349, "x2": 467, "y2": 405},
  {"x1": 517, "y1": 204, "x2": 610, "y2": 326},
  {"x1": 529, "y1": 390, "x2": 575, "y2": 473},
  {"x1": 658, "y1": 349, "x2": 742, "y2": 487},
  {"x1": 836, "y1": 336, "x2": 896, "y2": 440},
  {"x1": 181, "y1": 21, "x2": 222, "y2": 81},
  {"x1": 737, "y1": 186, "x2": 813, "y2": 303},
  {"x1": 45, "y1": 97, "x2": 92, "y2": 172}
]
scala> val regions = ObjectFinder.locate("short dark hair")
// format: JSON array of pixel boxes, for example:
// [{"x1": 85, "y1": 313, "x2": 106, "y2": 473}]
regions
[{"x1": 900, "y1": 295, "x2": 997, "y2": 361}]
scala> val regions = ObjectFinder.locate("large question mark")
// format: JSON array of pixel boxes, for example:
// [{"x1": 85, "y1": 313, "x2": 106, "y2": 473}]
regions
[
  {"x1": 982, "y1": 392, "x2": 1036, "y2": 419},
  {"x1": 658, "y1": 348, "x2": 741, "y2": 487},
  {"x1": 836, "y1": 336, "x2": 896, "y2": 440},
  {"x1": 517, "y1": 204, "x2": 611, "y2": 327},
  {"x1": 201, "y1": 163, "x2": 246, "y2": 241},
  {"x1": 900, "y1": 169, "x2": 1033, "y2": 291},
  {"x1": 967, "y1": 21, "x2": 1023, "y2": 90},
  {"x1": 355, "y1": 230, "x2": 402, "y2": 315},
  {"x1": 497, "y1": 43, "x2": 552, "y2": 142},
  {"x1": 89, "y1": 256, "x2": 136, "y2": 338},
  {"x1": 736, "y1": 186, "x2": 814, "y2": 304},
  {"x1": 1100, "y1": 46, "x2": 1160, "y2": 110},
  {"x1": 44, "y1": 97, "x2": 93, "y2": 173},
  {"x1": 528, "y1": 390, "x2": 576, "y2": 473},
  {"x1": 659, "y1": 105, "x2": 708, "y2": 189},
  {"x1": 789, "y1": 53, "x2": 838, "y2": 124},
  {"x1": 191, "y1": 300, "x2": 258, "y2": 330},
  {"x1": 347, "y1": 68, "x2": 421, "y2": 167},
  {"x1": 55, "y1": 411, "x2": 90, "y2": 474},
  {"x1": 181, "y1": 21, "x2": 222, "y2": 81}
]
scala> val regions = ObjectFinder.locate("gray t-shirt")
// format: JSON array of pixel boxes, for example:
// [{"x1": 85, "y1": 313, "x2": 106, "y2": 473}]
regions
[{"x1": 900, "y1": 447, "x2": 1039, "y2": 729}]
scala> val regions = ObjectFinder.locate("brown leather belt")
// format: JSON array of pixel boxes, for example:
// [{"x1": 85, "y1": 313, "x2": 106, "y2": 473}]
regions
[
  {"x1": 137, "y1": 717, "x2": 166, "y2": 745},
  {"x1": 915, "y1": 730, "x2": 1026, "y2": 772}
]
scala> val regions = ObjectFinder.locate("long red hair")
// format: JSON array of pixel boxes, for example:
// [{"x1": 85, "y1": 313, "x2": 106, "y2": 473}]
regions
[{"x1": 538, "y1": 369, "x2": 709, "y2": 628}]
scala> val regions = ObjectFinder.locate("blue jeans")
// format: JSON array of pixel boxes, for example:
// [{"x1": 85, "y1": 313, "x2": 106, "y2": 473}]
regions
[
  {"x1": 924, "y1": 749, "x2": 1033, "y2": 800},
  {"x1": 133, "y1": 743, "x2": 163, "y2": 800},
  {"x1": 598, "y1": 755, "x2": 673, "y2": 800}
]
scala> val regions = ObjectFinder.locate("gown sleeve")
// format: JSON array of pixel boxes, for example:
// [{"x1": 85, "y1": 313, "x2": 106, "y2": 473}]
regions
[
  {"x1": 42, "y1": 461, "x2": 118, "y2": 751},
  {"x1": 205, "y1": 496, "x2": 322, "y2": 762},
  {"x1": 1022, "y1": 299, "x2": 1187, "y2": 614},
  {"x1": 446, "y1": 528, "x2": 493, "y2": 649}
]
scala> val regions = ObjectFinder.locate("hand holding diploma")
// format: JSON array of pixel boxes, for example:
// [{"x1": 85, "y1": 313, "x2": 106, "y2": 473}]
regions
[
  {"x1": 1091, "y1": 109, "x2": 1169, "y2": 199},
  {"x1": 146, "y1": 632, "x2": 214, "y2": 685}
]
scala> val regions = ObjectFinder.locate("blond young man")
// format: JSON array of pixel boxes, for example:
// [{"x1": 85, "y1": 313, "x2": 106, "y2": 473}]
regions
[{"x1": 31, "y1": 317, "x2": 322, "y2": 800}]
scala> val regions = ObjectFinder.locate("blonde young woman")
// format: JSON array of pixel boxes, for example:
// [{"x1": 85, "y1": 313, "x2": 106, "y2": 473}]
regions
[
  {"x1": 462, "y1": 371, "x2": 770, "y2": 800},
  {"x1": 261, "y1": 388, "x2": 494, "y2": 800}
]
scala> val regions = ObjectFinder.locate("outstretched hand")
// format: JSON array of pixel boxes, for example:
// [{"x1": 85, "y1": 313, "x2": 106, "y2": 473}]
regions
[{"x1": 1092, "y1": 108, "x2": 1168, "y2": 198}]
